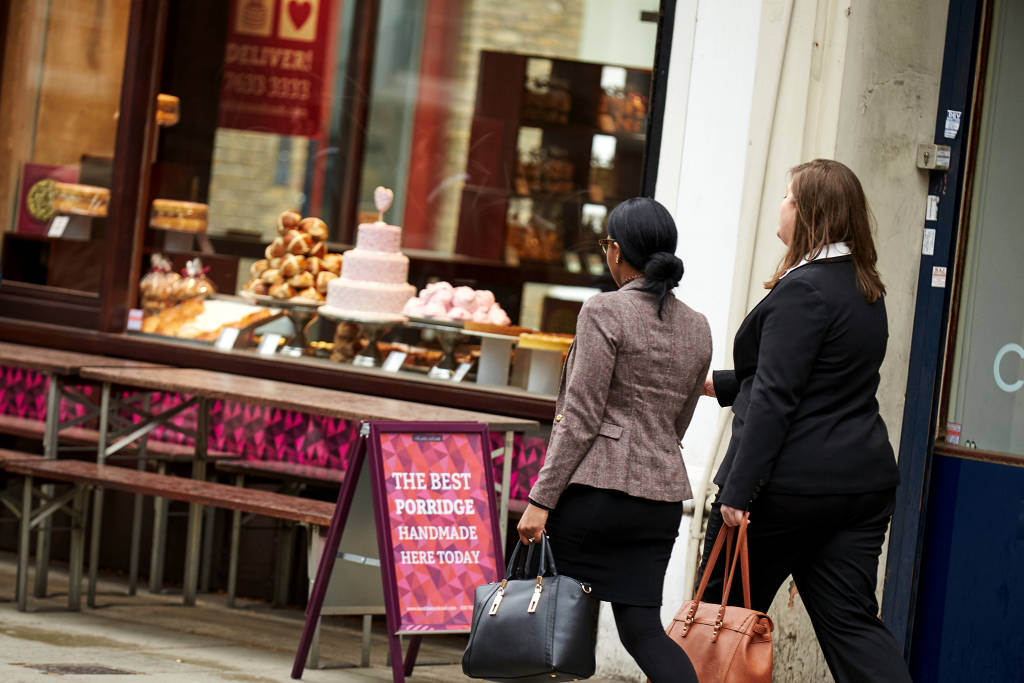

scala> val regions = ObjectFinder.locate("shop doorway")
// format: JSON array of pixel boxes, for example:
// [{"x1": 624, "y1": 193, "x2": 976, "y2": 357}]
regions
[{"x1": 909, "y1": 0, "x2": 1024, "y2": 679}]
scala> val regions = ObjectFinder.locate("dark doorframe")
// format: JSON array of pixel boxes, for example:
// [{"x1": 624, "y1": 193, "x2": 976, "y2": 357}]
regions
[{"x1": 880, "y1": 0, "x2": 988, "y2": 658}]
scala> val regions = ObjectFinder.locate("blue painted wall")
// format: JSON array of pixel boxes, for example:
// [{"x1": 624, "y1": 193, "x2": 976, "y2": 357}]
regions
[{"x1": 910, "y1": 455, "x2": 1024, "y2": 681}]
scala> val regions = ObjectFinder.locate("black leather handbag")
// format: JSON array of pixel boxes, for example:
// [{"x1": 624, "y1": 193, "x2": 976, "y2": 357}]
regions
[{"x1": 462, "y1": 534, "x2": 600, "y2": 682}]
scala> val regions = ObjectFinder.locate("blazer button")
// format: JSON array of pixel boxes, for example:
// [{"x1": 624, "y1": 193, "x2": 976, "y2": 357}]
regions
[{"x1": 555, "y1": 414, "x2": 563, "y2": 422}]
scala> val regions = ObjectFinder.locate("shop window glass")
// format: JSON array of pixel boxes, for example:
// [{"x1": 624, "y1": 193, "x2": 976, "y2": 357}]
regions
[
  {"x1": 944, "y1": 0, "x2": 1024, "y2": 458},
  {"x1": 134, "y1": 0, "x2": 659, "y2": 396},
  {"x1": 0, "y1": 1, "x2": 131, "y2": 292}
]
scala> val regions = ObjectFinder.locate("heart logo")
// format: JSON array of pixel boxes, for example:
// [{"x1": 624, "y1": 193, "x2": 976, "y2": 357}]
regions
[
  {"x1": 288, "y1": 0, "x2": 312, "y2": 30},
  {"x1": 374, "y1": 186, "x2": 394, "y2": 214}
]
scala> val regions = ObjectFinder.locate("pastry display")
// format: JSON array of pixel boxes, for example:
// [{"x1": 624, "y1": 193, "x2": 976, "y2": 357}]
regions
[
  {"x1": 277, "y1": 210, "x2": 301, "y2": 234},
  {"x1": 402, "y1": 281, "x2": 512, "y2": 325},
  {"x1": 598, "y1": 87, "x2": 647, "y2": 134},
  {"x1": 175, "y1": 257, "x2": 216, "y2": 301},
  {"x1": 464, "y1": 320, "x2": 533, "y2": 337},
  {"x1": 522, "y1": 76, "x2": 571, "y2": 124},
  {"x1": 141, "y1": 298, "x2": 273, "y2": 341},
  {"x1": 139, "y1": 254, "x2": 182, "y2": 315},
  {"x1": 506, "y1": 204, "x2": 563, "y2": 264},
  {"x1": 242, "y1": 210, "x2": 344, "y2": 301},
  {"x1": 321, "y1": 186, "x2": 416, "y2": 320},
  {"x1": 156, "y1": 93, "x2": 180, "y2": 127},
  {"x1": 52, "y1": 182, "x2": 109, "y2": 217},
  {"x1": 517, "y1": 331, "x2": 575, "y2": 352},
  {"x1": 150, "y1": 199, "x2": 208, "y2": 233},
  {"x1": 515, "y1": 146, "x2": 574, "y2": 196}
]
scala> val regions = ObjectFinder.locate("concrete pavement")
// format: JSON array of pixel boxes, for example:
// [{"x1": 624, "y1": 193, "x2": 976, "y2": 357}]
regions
[{"x1": 0, "y1": 552, "x2": 624, "y2": 682}]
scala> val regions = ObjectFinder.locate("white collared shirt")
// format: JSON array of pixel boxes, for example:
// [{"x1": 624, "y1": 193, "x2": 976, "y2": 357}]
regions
[{"x1": 780, "y1": 242, "x2": 851, "y2": 279}]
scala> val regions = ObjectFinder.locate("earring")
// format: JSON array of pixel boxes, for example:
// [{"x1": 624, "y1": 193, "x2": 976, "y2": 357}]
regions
[{"x1": 616, "y1": 255, "x2": 621, "y2": 264}]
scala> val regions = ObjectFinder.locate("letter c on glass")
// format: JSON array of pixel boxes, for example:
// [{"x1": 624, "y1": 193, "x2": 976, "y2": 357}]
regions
[{"x1": 993, "y1": 343, "x2": 1024, "y2": 393}]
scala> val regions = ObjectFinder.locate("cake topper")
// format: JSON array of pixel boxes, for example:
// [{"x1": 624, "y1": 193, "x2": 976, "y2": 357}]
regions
[{"x1": 374, "y1": 186, "x2": 394, "y2": 223}]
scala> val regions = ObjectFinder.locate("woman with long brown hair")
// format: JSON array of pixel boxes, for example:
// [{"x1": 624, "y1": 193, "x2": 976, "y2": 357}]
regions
[{"x1": 701, "y1": 159, "x2": 911, "y2": 681}]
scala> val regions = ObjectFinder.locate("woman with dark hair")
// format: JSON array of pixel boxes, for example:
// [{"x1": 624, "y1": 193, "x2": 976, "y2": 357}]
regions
[
  {"x1": 518, "y1": 197, "x2": 711, "y2": 682},
  {"x1": 701, "y1": 159, "x2": 911, "y2": 682}
]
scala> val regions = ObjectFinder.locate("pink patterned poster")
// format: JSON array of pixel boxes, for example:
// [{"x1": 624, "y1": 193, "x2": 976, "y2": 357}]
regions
[{"x1": 375, "y1": 427, "x2": 501, "y2": 633}]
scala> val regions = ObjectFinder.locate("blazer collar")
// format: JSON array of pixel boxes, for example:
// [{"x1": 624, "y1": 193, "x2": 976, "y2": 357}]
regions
[{"x1": 619, "y1": 277, "x2": 646, "y2": 292}]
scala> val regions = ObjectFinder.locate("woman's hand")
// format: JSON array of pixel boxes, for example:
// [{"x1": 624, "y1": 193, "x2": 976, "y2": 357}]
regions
[
  {"x1": 720, "y1": 504, "x2": 747, "y2": 527},
  {"x1": 702, "y1": 372, "x2": 716, "y2": 397},
  {"x1": 517, "y1": 503, "x2": 549, "y2": 545}
]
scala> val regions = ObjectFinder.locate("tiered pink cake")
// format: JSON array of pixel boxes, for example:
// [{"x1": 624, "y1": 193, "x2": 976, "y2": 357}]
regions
[{"x1": 323, "y1": 188, "x2": 415, "y2": 320}]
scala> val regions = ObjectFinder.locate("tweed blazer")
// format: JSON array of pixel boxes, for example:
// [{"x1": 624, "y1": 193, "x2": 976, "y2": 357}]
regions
[{"x1": 528, "y1": 278, "x2": 712, "y2": 509}]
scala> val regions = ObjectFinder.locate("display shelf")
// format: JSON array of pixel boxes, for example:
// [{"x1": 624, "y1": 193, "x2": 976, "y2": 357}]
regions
[{"x1": 455, "y1": 51, "x2": 652, "y2": 264}]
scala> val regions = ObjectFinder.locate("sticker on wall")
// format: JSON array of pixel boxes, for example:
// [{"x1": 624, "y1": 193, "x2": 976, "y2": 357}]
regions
[
  {"x1": 931, "y1": 266, "x2": 947, "y2": 288},
  {"x1": 926, "y1": 195, "x2": 939, "y2": 221},
  {"x1": 945, "y1": 422, "x2": 961, "y2": 445},
  {"x1": 922, "y1": 228, "x2": 936, "y2": 256},
  {"x1": 944, "y1": 110, "x2": 962, "y2": 139}
]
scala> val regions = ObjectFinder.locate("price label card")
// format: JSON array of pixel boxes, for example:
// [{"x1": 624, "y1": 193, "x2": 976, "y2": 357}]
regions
[
  {"x1": 257, "y1": 332, "x2": 282, "y2": 356},
  {"x1": 215, "y1": 327, "x2": 240, "y2": 351},
  {"x1": 381, "y1": 351, "x2": 408, "y2": 373},
  {"x1": 452, "y1": 362, "x2": 474, "y2": 383},
  {"x1": 48, "y1": 215, "x2": 70, "y2": 238},
  {"x1": 125, "y1": 308, "x2": 144, "y2": 332}
]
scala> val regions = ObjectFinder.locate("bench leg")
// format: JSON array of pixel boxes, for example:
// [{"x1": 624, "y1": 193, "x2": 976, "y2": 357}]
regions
[
  {"x1": 200, "y1": 503, "x2": 216, "y2": 594},
  {"x1": 86, "y1": 487, "x2": 105, "y2": 608},
  {"x1": 33, "y1": 375, "x2": 62, "y2": 598},
  {"x1": 128, "y1": 490, "x2": 144, "y2": 596},
  {"x1": 68, "y1": 485, "x2": 89, "y2": 611},
  {"x1": 183, "y1": 499, "x2": 204, "y2": 606},
  {"x1": 226, "y1": 474, "x2": 244, "y2": 608},
  {"x1": 361, "y1": 614, "x2": 373, "y2": 667},
  {"x1": 273, "y1": 522, "x2": 296, "y2": 607},
  {"x1": 183, "y1": 397, "x2": 210, "y2": 607},
  {"x1": 129, "y1": 395, "x2": 150, "y2": 597},
  {"x1": 306, "y1": 617, "x2": 321, "y2": 670},
  {"x1": 17, "y1": 476, "x2": 33, "y2": 612},
  {"x1": 149, "y1": 462, "x2": 169, "y2": 593},
  {"x1": 88, "y1": 382, "x2": 111, "y2": 609}
]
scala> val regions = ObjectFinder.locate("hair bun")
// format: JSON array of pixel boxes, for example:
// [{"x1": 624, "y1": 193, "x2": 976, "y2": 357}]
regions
[{"x1": 644, "y1": 251, "x2": 684, "y2": 288}]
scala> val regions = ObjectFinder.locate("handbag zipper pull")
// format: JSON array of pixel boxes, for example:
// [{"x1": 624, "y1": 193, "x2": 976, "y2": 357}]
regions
[
  {"x1": 527, "y1": 576, "x2": 544, "y2": 614},
  {"x1": 489, "y1": 580, "x2": 508, "y2": 616}
]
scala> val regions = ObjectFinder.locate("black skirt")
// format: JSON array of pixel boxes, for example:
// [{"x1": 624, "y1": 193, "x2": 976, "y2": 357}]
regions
[{"x1": 544, "y1": 484, "x2": 683, "y2": 606}]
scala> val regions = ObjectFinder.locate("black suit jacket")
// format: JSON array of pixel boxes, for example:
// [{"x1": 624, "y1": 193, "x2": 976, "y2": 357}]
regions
[{"x1": 712, "y1": 255, "x2": 899, "y2": 509}]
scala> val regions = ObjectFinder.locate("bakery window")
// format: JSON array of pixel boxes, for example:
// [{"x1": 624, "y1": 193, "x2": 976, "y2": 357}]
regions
[
  {"x1": 0, "y1": 1, "x2": 133, "y2": 325},
  {"x1": 0, "y1": 0, "x2": 669, "y2": 404}
]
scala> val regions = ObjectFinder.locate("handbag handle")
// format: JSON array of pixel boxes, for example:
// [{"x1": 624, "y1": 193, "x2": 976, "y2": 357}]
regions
[
  {"x1": 683, "y1": 515, "x2": 752, "y2": 639},
  {"x1": 503, "y1": 534, "x2": 556, "y2": 580},
  {"x1": 692, "y1": 515, "x2": 752, "y2": 608}
]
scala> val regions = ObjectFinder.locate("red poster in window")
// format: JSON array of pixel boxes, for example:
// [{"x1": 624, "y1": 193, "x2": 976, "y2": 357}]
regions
[{"x1": 218, "y1": 0, "x2": 331, "y2": 137}]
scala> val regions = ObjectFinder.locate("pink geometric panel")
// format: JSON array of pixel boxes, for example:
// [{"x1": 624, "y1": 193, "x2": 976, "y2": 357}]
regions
[{"x1": 0, "y1": 365, "x2": 542, "y2": 501}]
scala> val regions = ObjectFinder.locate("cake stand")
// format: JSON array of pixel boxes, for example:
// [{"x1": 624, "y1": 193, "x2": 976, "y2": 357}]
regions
[
  {"x1": 406, "y1": 317, "x2": 467, "y2": 380},
  {"x1": 241, "y1": 293, "x2": 322, "y2": 353},
  {"x1": 317, "y1": 305, "x2": 407, "y2": 368}
]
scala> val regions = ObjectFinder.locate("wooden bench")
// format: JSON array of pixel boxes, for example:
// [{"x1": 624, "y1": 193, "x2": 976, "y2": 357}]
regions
[
  {"x1": 0, "y1": 450, "x2": 335, "y2": 613},
  {"x1": 0, "y1": 411, "x2": 240, "y2": 601},
  {"x1": 0, "y1": 413, "x2": 235, "y2": 462},
  {"x1": 0, "y1": 344, "x2": 165, "y2": 599},
  {"x1": 212, "y1": 459, "x2": 345, "y2": 608}
]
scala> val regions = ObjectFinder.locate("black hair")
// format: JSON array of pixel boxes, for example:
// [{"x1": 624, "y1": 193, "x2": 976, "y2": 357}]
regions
[{"x1": 606, "y1": 197, "x2": 685, "y2": 318}]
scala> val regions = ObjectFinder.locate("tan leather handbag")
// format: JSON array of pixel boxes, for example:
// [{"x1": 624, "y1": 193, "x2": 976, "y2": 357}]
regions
[{"x1": 666, "y1": 517, "x2": 773, "y2": 683}]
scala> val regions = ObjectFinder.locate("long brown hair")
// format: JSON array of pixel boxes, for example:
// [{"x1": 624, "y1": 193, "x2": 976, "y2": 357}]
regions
[{"x1": 765, "y1": 159, "x2": 886, "y2": 302}]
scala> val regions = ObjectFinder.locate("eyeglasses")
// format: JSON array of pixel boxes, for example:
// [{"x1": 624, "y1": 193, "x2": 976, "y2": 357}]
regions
[{"x1": 598, "y1": 238, "x2": 616, "y2": 255}]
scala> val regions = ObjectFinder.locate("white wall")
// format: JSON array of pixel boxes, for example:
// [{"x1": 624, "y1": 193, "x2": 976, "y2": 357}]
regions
[
  {"x1": 595, "y1": 0, "x2": 949, "y2": 681},
  {"x1": 592, "y1": 1, "x2": 765, "y2": 680}
]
